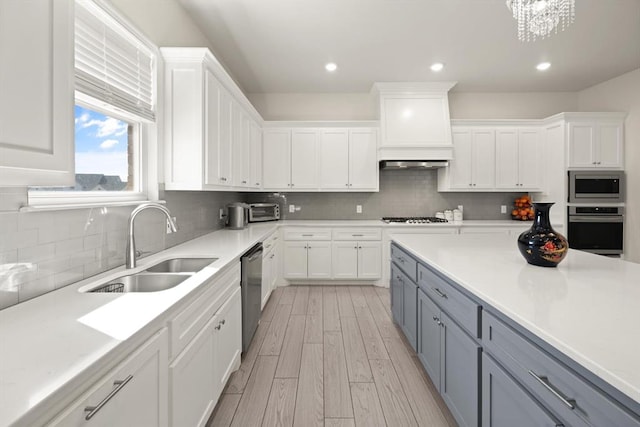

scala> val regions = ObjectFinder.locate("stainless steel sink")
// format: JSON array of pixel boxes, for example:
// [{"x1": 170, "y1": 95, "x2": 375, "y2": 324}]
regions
[
  {"x1": 145, "y1": 257, "x2": 217, "y2": 273},
  {"x1": 84, "y1": 273, "x2": 192, "y2": 293}
]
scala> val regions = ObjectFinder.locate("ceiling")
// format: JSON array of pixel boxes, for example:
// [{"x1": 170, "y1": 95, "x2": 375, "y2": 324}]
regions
[{"x1": 178, "y1": 0, "x2": 640, "y2": 93}]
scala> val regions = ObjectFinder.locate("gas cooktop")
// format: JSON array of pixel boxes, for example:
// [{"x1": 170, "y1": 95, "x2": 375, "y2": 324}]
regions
[{"x1": 382, "y1": 217, "x2": 449, "y2": 224}]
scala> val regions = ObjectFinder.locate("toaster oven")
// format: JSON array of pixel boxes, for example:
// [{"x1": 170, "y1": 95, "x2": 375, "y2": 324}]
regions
[{"x1": 248, "y1": 203, "x2": 280, "y2": 222}]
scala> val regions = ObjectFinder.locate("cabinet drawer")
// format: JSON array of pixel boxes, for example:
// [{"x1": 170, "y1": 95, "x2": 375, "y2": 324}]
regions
[
  {"x1": 418, "y1": 263, "x2": 480, "y2": 338},
  {"x1": 390, "y1": 244, "x2": 417, "y2": 282},
  {"x1": 169, "y1": 264, "x2": 240, "y2": 360},
  {"x1": 332, "y1": 228, "x2": 382, "y2": 241},
  {"x1": 483, "y1": 311, "x2": 640, "y2": 427},
  {"x1": 263, "y1": 230, "x2": 280, "y2": 252},
  {"x1": 284, "y1": 227, "x2": 331, "y2": 241}
]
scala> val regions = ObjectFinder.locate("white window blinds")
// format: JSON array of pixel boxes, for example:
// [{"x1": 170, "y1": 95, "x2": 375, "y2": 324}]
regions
[{"x1": 75, "y1": 0, "x2": 156, "y2": 121}]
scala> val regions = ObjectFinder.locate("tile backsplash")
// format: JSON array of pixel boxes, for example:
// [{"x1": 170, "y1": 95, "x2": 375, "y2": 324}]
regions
[
  {"x1": 0, "y1": 190, "x2": 241, "y2": 310},
  {"x1": 247, "y1": 169, "x2": 524, "y2": 220}
]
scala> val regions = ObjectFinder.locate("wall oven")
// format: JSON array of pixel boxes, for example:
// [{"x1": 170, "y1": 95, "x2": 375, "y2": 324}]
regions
[
  {"x1": 568, "y1": 170, "x2": 624, "y2": 204},
  {"x1": 568, "y1": 206, "x2": 624, "y2": 255}
]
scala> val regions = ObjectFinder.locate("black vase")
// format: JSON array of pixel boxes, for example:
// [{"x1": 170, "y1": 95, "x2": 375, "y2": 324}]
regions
[{"x1": 517, "y1": 202, "x2": 568, "y2": 267}]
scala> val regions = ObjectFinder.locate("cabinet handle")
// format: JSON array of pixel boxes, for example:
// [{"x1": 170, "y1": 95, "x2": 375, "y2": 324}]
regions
[
  {"x1": 291, "y1": 183, "x2": 295, "y2": 187},
  {"x1": 473, "y1": 183, "x2": 477, "y2": 187},
  {"x1": 433, "y1": 288, "x2": 448, "y2": 299},
  {"x1": 265, "y1": 244, "x2": 271, "y2": 249},
  {"x1": 432, "y1": 316, "x2": 443, "y2": 326},
  {"x1": 346, "y1": 183, "x2": 349, "y2": 187},
  {"x1": 255, "y1": 182, "x2": 260, "y2": 186},
  {"x1": 528, "y1": 370, "x2": 576, "y2": 410},
  {"x1": 242, "y1": 180, "x2": 247, "y2": 184},
  {"x1": 221, "y1": 319, "x2": 226, "y2": 325},
  {"x1": 398, "y1": 257, "x2": 405, "y2": 264},
  {"x1": 352, "y1": 234, "x2": 364, "y2": 237},
  {"x1": 84, "y1": 375, "x2": 134, "y2": 420},
  {"x1": 354, "y1": 246, "x2": 358, "y2": 249},
  {"x1": 349, "y1": 183, "x2": 352, "y2": 187},
  {"x1": 358, "y1": 246, "x2": 362, "y2": 249},
  {"x1": 270, "y1": 254, "x2": 275, "y2": 259}
]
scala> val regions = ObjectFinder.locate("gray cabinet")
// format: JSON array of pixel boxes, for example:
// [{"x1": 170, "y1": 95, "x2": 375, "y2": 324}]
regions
[
  {"x1": 482, "y1": 353, "x2": 563, "y2": 427},
  {"x1": 417, "y1": 287, "x2": 480, "y2": 427},
  {"x1": 390, "y1": 261, "x2": 417, "y2": 351}
]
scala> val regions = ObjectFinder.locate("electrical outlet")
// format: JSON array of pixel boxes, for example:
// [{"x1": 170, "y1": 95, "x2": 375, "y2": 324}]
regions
[
  {"x1": 289, "y1": 204, "x2": 295, "y2": 213},
  {"x1": 219, "y1": 208, "x2": 225, "y2": 220},
  {"x1": 356, "y1": 205, "x2": 362, "y2": 214},
  {"x1": 501, "y1": 205, "x2": 507, "y2": 214}
]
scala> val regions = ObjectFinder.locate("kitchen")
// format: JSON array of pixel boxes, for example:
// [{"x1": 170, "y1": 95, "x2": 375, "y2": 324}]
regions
[{"x1": 1, "y1": 0, "x2": 639, "y2": 426}]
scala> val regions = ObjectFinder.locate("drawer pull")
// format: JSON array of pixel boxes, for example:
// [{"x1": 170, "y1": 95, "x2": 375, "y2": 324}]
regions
[
  {"x1": 433, "y1": 288, "x2": 448, "y2": 299},
  {"x1": 432, "y1": 316, "x2": 443, "y2": 326},
  {"x1": 398, "y1": 257, "x2": 405, "y2": 264},
  {"x1": 302, "y1": 234, "x2": 313, "y2": 237},
  {"x1": 528, "y1": 370, "x2": 576, "y2": 410},
  {"x1": 84, "y1": 375, "x2": 134, "y2": 420},
  {"x1": 352, "y1": 234, "x2": 364, "y2": 237}
]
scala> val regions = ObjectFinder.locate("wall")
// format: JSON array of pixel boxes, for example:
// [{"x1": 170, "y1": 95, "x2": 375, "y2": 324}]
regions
[
  {"x1": 246, "y1": 169, "x2": 522, "y2": 220},
  {"x1": 247, "y1": 91, "x2": 578, "y2": 121},
  {"x1": 578, "y1": 68, "x2": 640, "y2": 263},
  {"x1": 0, "y1": 191, "x2": 241, "y2": 310}
]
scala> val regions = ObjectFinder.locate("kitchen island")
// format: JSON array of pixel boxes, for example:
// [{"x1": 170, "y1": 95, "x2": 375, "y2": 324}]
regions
[{"x1": 390, "y1": 233, "x2": 640, "y2": 426}]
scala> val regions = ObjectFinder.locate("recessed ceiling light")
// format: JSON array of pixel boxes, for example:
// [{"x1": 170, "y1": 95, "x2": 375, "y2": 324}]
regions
[
  {"x1": 430, "y1": 62, "x2": 444, "y2": 72},
  {"x1": 536, "y1": 62, "x2": 551, "y2": 71},
  {"x1": 325, "y1": 62, "x2": 337, "y2": 72}
]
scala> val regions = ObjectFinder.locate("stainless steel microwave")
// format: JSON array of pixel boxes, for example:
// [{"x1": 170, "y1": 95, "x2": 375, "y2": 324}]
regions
[
  {"x1": 568, "y1": 170, "x2": 624, "y2": 204},
  {"x1": 248, "y1": 203, "x2": 280, "y2": 222}
]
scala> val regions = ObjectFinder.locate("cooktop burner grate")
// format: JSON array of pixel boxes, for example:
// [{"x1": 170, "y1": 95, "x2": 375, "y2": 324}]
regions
[{"x1": 382, "y1": 217, "x2": 449, "y2": 224}]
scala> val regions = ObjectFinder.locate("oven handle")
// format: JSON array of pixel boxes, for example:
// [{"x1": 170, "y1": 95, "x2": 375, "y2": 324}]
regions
[{"x1": 569, "y1": 216, "x2": 624, "y2": 223}]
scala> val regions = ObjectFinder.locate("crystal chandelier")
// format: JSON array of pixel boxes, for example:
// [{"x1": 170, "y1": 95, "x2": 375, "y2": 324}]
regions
[{"x1": 506, "y1": 0, "x2": 575, "y2": 42}]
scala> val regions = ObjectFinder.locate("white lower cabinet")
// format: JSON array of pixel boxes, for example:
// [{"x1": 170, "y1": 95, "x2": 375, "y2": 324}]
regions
[
  {"x1": 332, "y1": 241, "x2": 382, "y2": 279},
  {"x1": 48, "y1": 329, "x2": 169, "y2": 426},
  {"x1": 283, "y1": 241, "x2": 332, "y2": 279},
  {"x1": 170, "y1": 287, "x2": 241, "y2": 427}
]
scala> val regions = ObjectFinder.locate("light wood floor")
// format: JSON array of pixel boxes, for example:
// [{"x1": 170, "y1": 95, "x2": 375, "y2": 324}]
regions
[{"x1": 207, "y1": 285, "x2": 458, "y2": 427}]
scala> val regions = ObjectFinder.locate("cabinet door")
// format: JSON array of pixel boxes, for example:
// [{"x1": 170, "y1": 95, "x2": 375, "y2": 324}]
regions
[
  {"x1": 449, "y1": 130, "x2": 473, "y2": 189},
  {"x1": 390, "y1": 265, "x2": 403, "y2": 326},
  {"x1": 597, "y1": 122, "x2": 623, "y2": 168},
  {"x1": 568, "y1": 122, "x2": 596, "y2": 168},
  {"x1": 495, "y1": 129, "x2": 519, "y2": 189},
  {"x1": 213, "y1": 287, "x2": 242, "y2": 400},
  {"x1": 50, "y1": 329, "x2": 169, "y2": 427},
  {"x1": 0, "y1": 0, "x2": 75, "y2": 186},
  {"x1": 472, "y1": 129, "x2": 496, "y2": 189},
  {"x1": 319, "y1": 129, "x2": 350, "y2": 189},
  {"x1": 262, "y1": 250, "x2": 273, "y2": 309},
  {"x1": 381, "y1": 95, "x2": 450, "y2": 145},
  {"x1": 402, "y1": 277, "x2": 418, "y2": 351},
  {"x1": 349, "y1": 129, "x2": 378, "y2": 190},
  {"x1": 332, "y1": 242, "x2": 358, "y2": 279},
  {"x1": 231, "y1": 102, "x2": 244, "y2": 187},
  {"x1": 218, "y1": 88, "x2": 233, "y2": 185},
  {"x1": 291, "y1": 129, "x2": 319, "y2": 189},
  {"x1": 307, "y1": 241, "x2": 332, "y2": 279},
  {"x1": 417, "y1": 289, "x2": 442, "y2": 388},
  {"x1": 283, "y1": 242, "x2": 307, "y2": 279},
  {"x1": 271, "y1": 242, "x2": 281, "y2": 289},
  {"x1": 239, "y1": 114, "x2": 252, "y2": 187},
  {"x1": 263, "y1": 130, "x2": 291, "y2": 189},
  {"x1": 204, "y1": 70, "x2": 222, "y2": 186},
  {"x1": 170, "y1": 318, "x2": 216, "y2": 427},
  {"x1": 518, "y1": 129, "x2": 541, "y2": 190},
  {"x1": 357, "y1": 241, "x2": 382, "y2": 279},
  {"x1": 482, "y1": 353, "x2": 563, "y2": 427},
  {"x1": 441, "y1": 312, "x2": 481, "y2": 427},
  {"x1": 249, "y1": 122, "x2": 263, "y2": 188}
]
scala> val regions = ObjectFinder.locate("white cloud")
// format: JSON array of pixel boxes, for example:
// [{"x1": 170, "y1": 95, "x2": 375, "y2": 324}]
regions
[
  {"x1": 81, "y1": 117, "x2": 128, "y2": 138},
  {"x1": 75, "y1": 152, "x2": 128, "y2": 180},
  {"x1": 100, "y1": 139, "x2": 119, "y2": 149}
]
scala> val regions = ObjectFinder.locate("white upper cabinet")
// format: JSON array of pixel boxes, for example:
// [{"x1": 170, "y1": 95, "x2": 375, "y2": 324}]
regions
[
  {"x1": 0, "y1": 0, "x2": 75, "y2": 186},
  {"x1": 373, "y1": 82, "x2": 456, "y2": 161},
  {"x1": 495, "y1": 128, "x2": 541, "y2": 191},
  {"x1": 162, "y1": 47, "x2": 262, "y2": 191},
  {"x1": 290, "y1": 129, "x2": 319, "y2": 189},
  {"x1": 264, "y1": 125, "x2": 378, "y2": 192},
  {"x1": 567, "y1": 114, "x2": 625, "y2": 169},
  {"x1": 249, "y1": 122, "x2": 262, "y2": 188},
  {"x1": 318, "y1": 128, "x2": 378, "y2": 191},
  {"x1": 438, "y1": 128, "x2": 495, "y2": 191},
  {"x1": 262, "y1": 129, "x2": 291, "y2": 189}
]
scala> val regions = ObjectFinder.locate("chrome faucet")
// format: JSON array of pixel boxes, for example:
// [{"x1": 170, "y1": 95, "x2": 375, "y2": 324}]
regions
[{"x1": 125, "y1": 202, "x2": 178, "y2": 269}]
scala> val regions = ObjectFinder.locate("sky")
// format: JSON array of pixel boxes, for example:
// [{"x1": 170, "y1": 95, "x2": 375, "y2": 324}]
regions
[{"x1": 74, "y1": 105, "x2": 130, "y2": 181}]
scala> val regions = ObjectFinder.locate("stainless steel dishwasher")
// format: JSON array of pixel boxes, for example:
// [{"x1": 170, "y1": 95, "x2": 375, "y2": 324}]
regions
[{"x1": 241, "y1": 243, "x2": 263, "y2": 353}]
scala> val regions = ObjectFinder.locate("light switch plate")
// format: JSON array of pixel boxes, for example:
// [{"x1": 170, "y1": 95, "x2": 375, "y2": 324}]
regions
[
  {"x1": 501, "y1": 205, "x2": 507, "y2": 214},
  {"x1": 289, "y1": 204, "x2": 295, "y2": 213},
  {"x1": 356, "y1": 205, "x2": 362, "y2": 213}
]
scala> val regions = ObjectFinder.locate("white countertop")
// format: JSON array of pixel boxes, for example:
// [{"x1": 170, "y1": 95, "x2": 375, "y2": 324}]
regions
[
  {"x1": 390, "y1": 233, "x2": 640, "y2": 406},
  {"x1": 0, "y1": 223, "x2": 278, "y2": 427},
  {"x1": 280, "y1": 219, "x2": 534, "y2": 228}
]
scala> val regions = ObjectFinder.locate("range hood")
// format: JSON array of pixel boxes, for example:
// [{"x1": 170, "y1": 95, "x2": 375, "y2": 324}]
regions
[{"x1": 380, "y1": 160, "x2": 448, "y2": 170}]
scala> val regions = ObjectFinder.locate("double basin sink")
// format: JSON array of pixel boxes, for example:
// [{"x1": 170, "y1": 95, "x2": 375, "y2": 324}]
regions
[{"x1": 83, "y1": 258, "x2": 217, "y2": 293}]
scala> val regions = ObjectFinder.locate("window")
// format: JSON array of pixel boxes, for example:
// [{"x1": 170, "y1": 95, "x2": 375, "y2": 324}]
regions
[{"x1": 29, "y1": 0, "x2": 157, "y2": 206}]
